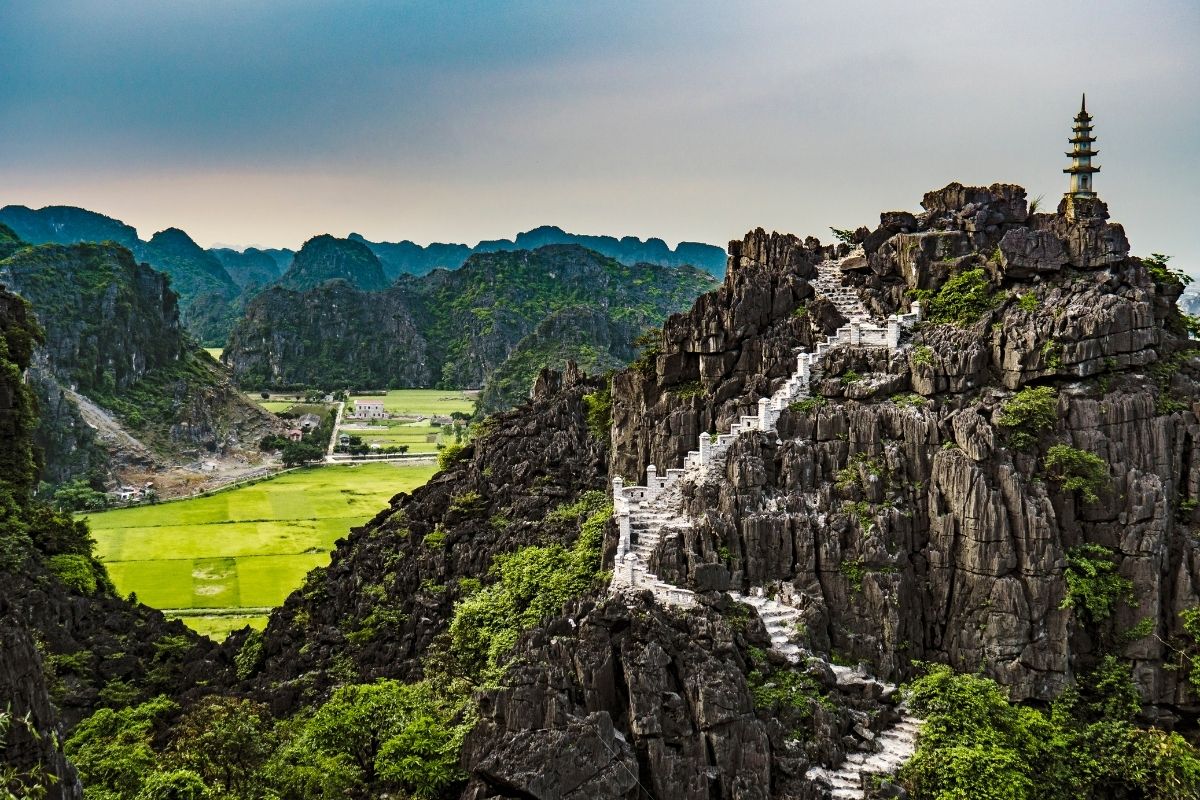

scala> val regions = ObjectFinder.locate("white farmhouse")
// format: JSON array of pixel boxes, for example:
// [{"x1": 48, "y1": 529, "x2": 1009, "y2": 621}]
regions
[{"x1": 353, "y1": 399, "x2": 387, "y2": 419}]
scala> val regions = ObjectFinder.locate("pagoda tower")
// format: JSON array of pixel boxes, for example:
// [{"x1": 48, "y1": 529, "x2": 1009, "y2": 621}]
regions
[{"x1": 1064, "y1": 94, "x2": 1099, "y2": 198}]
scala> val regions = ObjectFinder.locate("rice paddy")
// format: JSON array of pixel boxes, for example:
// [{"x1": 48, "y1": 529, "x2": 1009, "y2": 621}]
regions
[{"x1": 86, "y1": 462, "x2": 437, "y2": 639}]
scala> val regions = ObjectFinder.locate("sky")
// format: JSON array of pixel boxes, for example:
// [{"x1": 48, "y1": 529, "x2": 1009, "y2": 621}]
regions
[{"x1": 1, "y1": 0, "x2": 1197, "y2": 273}]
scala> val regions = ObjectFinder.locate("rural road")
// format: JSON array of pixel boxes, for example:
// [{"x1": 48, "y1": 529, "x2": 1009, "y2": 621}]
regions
[{"x1": 327, "y1": 400, "x2": 345, "y2": 457}]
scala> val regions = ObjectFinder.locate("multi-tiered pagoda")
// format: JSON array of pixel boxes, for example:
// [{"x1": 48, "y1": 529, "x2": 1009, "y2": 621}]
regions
[{"x1": 1064, "y1": 94, "x2": 1099, "y2": 198}]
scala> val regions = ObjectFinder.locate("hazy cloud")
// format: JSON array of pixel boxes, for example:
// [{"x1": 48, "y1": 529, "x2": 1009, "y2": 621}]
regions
[{"x1": 1, "y1": 0, "x2": 1196, "y2": 274}]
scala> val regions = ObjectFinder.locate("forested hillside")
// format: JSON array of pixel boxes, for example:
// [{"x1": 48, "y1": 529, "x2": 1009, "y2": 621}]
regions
[
  {"x1": 0, "y1": 238, "x2": 276, "y2": 489},
  {"x1": 223, "y1": 244, "x2": 719, "y2": 406}
]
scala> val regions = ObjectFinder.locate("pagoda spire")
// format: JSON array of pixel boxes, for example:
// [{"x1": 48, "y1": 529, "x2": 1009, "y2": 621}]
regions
[{"x1": 1064, "y1": 93, "x2": 1099, "y2": 198}]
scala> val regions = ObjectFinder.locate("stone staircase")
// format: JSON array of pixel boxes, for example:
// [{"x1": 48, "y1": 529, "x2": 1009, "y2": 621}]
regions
[{"x1": 608, "y1": 250, "x2": 924, "y2": 798}]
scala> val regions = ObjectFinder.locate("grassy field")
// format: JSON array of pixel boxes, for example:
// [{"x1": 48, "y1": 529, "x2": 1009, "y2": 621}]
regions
[
  {"x1": 342, "y1": 421, "x2": 444, "y2": 451},
  {"x1": 370, "y1": 389, "x2": 476, "y2": 416},
  {"x1": 204, "y1": 347, "x2": 223, "y2": 361},
  {"x1": 86, "y1": 462, "x2": 437, "y2": 639}
]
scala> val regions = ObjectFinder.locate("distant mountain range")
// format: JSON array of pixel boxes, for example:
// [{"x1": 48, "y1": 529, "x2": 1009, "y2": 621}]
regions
[
  {"x1": 0, "y1": 204, "x2": 727, "y2": 345},
  {"x1": 348, "y1": 225, "x2": 726, "y2": 280},
  {"x1": 223, "y1": 243, "x2": 719, "y2": 409}
]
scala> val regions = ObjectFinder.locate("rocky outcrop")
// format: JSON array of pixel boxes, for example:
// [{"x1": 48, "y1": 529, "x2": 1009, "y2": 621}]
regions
[
  {"x1": 0, "y1": 242, "x2": 278, "y2": 487},
  {"x1": 224, "y1": 244, "x2": 718, "y2": 397},
  {"x1": 223, "y1": 280, "x2": 433, "y2": 389},
  {"x1": 612, "y1": 183, "x2": 1200, "y2": 712},
  {"x1": 0, "y1": 282, "x2": 223, "y2": 793},
  {"x1": 477, "y1": 305, "x2": 645, "y2": 414},
  {"x1": 276, "y1": 234, "x2": 391, "y2": 292}
]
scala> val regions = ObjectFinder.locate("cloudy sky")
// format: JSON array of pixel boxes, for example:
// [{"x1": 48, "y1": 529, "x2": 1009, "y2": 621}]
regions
[{"x1": 1, "y1": 0, "x2": 1196, "y2": 272}]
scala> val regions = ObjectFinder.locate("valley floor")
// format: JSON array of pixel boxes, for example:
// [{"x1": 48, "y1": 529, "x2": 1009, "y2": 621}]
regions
[{"x1": 84, "y1": 462, "x2": 436, "y2": 638}]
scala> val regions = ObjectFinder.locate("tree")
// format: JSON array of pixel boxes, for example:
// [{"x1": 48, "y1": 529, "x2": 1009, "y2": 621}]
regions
[
  {"x1": 167, "y1": 696, "x2": 275, "y2": 798},
  {"x1": 52, "y1": 479, "x2": 108, "y2": 512},
  {"x1": 281, "y1": 441, "x2": 323, "y2": 467},
  {"x1": 276, "y1": 680, "x2": 470, "y2": 797},
  {"x1": 66, "y1": 696, "x2": 179, "y2": 800}
]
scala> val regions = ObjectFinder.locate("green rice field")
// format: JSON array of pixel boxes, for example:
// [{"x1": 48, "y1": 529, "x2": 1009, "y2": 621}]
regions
[
  {"x1": 86, "y1": 462, "x2": 437, "y2": 639},
  {"x1": 341, "y1": 421, "x2": 444, "y2": 451},
  {"x1": 374, "y1": 389, "x2": 476, "y2": 416}
]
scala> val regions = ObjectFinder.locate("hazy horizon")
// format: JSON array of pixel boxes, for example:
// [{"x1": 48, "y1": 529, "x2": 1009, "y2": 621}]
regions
[{"x1": 2, "y1": 1, "x2": 1197, "y2": 272}]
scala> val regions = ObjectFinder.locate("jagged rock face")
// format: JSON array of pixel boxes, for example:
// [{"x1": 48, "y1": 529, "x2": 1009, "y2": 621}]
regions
[
  {"x1": 0, "y1": 242, "x2": 277, "y2": 485},
  {"x1": 0, "y1": 207, "x2": 243, "y2": 344},
  {"x1": 224, "y1": 244, "x2": 717, "y2": 396},
  {"x1": 0, "y1": 243, "x2": 186, "y2": 393},
  {"x1": 236, "y1": 366, "x2": 610, "y2": 706},
  {"x1": 276, "y1": 234, "x2": 391, "y2": 292},
  {"x1": 615, "y1": 183, "x2": 1200, "y2": 708},
  {"x1": 476, "y1": 305, "x2": 643, "y2": 414},
  {"x1": 223, "y1": 280, "x2": 433, "y2": 389},
  {"x1": 611, "y1": 228, "x2": 838, "y2": 481},
  {"x1": 0, "y1": 619, "x2": 81, "y2": 800},
  {"x1": 461, "y1": 594, "x2": 905, "y2": 800},
  {"x1": 0, "y1": 282, "x2": 222, "y2": 791}
]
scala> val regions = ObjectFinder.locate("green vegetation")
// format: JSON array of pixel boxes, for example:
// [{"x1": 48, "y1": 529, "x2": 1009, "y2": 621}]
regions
[
  {"x1": 911, "y1": 345, "x2": 935, "y2": 366},
  {"x1": 52, "y1": 479, "x2": 110, "y2": 511},
  {"x1": 829, "y1": 227, "x2": 857, "y2": 244},
  {"x1": 631, "y1": 329, "x2": 663, "y2": 375},
  {"x1": 841, "y1": 370, "x2": 862, "y2": 385},
  {"x1": 891, "y1": 392, "x2": 927, "y2": 408},
  {"x1": 840, "y1": 558, "x2": 867, "y2": 592},
  {"x1": 46, "y1": 553, "x2": 101, "y2": 594},
  {"x1": 1016, "y1": 292, "x2": 1039, "y2": 312},
  {"x1": 926, "y1": 268, "x2": 998, "y2": 325},
  {"x1": 226, "y1": 246, "x2": 715, "y2": 397},
  {"x1": 789, "y1": 396, "x2": 827, "y2": 414},
  {"x1": 85, "y1": 463, "x2": 436, "y2": 638},
  {"x1": 747, "y1": 649, "x2": 832, "y2": 714},
  {"x1": 374, "y1": 389, "x2": 476, "y2": 417},
  {"x1": 1180, "y1": 607, "x2": 1200, "y2": 695},
  {"x1": 1044, "y1": 444, "x2": 1108, "y2": 503},
  {"x1": 66, "y1": 679, "x2": 475, "y2": 800},
  {"x1": 1041, "y1": 339, "x2": 1064, "y2": 369},
  {"x1": 1061, "y1": 544, "x2": 1133, "y2": 624},
  {"x1": 446, "y1": 491, "x2": 610, "y2": 683},
  {"x1": 835, "y1": 452, "x2": 887, "y2": 493},
  {"x1": 582, "y1": 385, "x2": 613, "y2": 440},
  {"x1": 437, "y1": 443, "x2": 468, "y2": 471},
  {"x1": 1144, "y1": 253, "x2": 1193, "y2": 291},
  {"x1": 997, "y1": 386, "x2": 1058, "y2": 449},
  {"x1": 899, "y1": 661, "x2": 1200, "y2": 800}
]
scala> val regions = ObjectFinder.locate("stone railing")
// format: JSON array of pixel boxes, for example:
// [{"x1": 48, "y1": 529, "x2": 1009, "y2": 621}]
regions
[{"x1": 610, "y1": 255, "x2": 921, "y2": 601}]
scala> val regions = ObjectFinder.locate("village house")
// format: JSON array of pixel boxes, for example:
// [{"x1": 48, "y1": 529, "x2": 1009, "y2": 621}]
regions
[
  {"x1": 298, "y1": 412, "x2": 323, "y2": 431},
  {"x1": 111, "y1": 486, "x2": 142, "y2": 502},
  {"x1": 286, "y1": 428, "x2": 303, "y2": 442},
  {"x1": 352, "y1": 398, "x2": 387, "y2": 419}
]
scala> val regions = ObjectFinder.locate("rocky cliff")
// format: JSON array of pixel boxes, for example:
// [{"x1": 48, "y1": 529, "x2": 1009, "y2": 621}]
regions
[
  {"x1": 0, "y1": 241, "x2": 277, "y2": 489},
  {"x1": 276, "y1": 234, "x2": 391, "y2": 292},
  {"x1": 611, "y1": 183, "x2": 1200, "y2": 709},
  {"x1": 223, "y1": 244, "x2": 719, "y2": 399},
  {"x1": 5, "y1": 183, "x2": 1198, "y2": 800},
  {"x1": 0, "y1": 206, "x2": 243, "y2": 345},
  {"x1": 0, "y1": 284, "x2": 225, "y2": 798}
]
